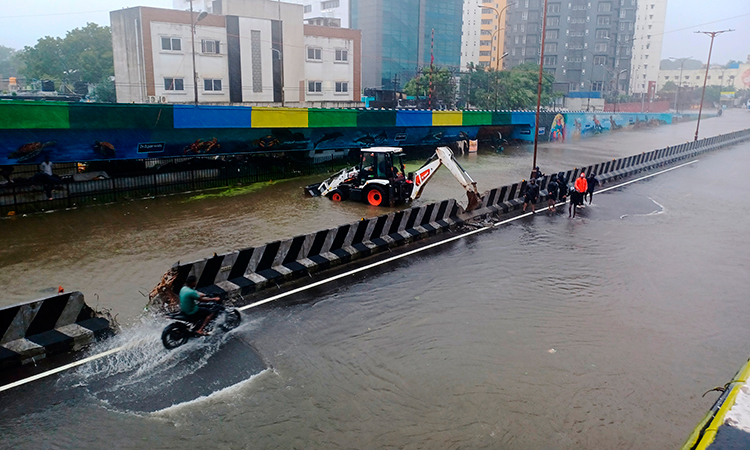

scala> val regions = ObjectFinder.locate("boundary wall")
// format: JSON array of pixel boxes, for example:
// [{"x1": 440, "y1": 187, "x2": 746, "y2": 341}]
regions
[
  {"x1": 152, "y1": 128, "x2": 750, "y2": 308},
  {"x1": 0, "y1": 292, "x2": 112, "y2": 369}
]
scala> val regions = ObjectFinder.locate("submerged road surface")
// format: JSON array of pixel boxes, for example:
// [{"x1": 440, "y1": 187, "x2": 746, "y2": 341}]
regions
[
  {"x1": 0, "y1": 110, "x2": 747, "y2": 319},
  {"x1": 2, "y1": 131, "x2": 750, "y2": 449}
]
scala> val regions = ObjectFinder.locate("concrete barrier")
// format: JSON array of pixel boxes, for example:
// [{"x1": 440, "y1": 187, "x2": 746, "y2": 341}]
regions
[
  {"x1": 151, "y1": 128, "x2": 750, "y2": 309},
  {"x1": 0, "y1": 292, "x2": 112, "y2": 369}
]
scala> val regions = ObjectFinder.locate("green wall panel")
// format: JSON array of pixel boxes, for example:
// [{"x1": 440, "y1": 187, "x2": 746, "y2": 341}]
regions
[
  {"x1": 462, "y1": 111, "x2": 493, "y2": 126},
  {"x1": 0, "y1": 102, "x2": 69, "y2": 129},
  {"x1": 357, "y1": 110, "x2": 397, "y2": 128},
  {"x1": 308, "y1": 109, "x2": 358, "y2": 128},
  {"x1": 492, "y1": 112, "x2": 512, "y2": 125},
  {"x1": 68, "y1": 104, "x2": 174, "y2": 130}
]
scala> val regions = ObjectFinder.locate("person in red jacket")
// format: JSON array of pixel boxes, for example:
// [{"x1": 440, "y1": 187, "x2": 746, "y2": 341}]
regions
[{"x1": 570, "y1": 172, "x2": 588, "y2": 218}]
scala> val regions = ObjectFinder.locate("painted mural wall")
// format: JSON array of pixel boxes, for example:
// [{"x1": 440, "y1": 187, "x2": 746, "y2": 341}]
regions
[{"x1": 0, "y1": 102, "x2": 697, "y2": 165}]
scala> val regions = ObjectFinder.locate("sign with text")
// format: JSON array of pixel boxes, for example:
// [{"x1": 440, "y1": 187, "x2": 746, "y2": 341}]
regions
[{"x1": 137, "y1": 142, "x2": 166, "y2": 154}]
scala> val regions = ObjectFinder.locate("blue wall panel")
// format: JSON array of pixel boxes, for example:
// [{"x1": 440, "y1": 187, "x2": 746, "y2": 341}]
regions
[
  {"x1": 174, "y1": 105, "x2": 253, "y2": 129},
  {"x1": 396, "y1": 110, "x2": 433, "y2": 127}
]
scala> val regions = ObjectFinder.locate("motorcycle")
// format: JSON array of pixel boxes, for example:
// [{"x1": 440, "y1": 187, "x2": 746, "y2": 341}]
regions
[{"x1": 161, "y1": 302, "x2": 242, "y2": 349}]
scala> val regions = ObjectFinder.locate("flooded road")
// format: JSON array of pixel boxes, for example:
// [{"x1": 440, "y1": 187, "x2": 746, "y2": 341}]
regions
[
  {"x1": 0, "y1": 111, "x2": 747, "y2": 320},
  {"x1": 2, "y1": 123, "x2": 750, "y2": 449}
]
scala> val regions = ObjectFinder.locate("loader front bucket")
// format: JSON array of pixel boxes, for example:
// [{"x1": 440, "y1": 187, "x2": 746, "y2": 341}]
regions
[
  {"x1": 466, "y1": 191, "x2": 481, "y2": 212},
  {"x1": 305, "y1": 183, "x2": 322, "y2": 197}
]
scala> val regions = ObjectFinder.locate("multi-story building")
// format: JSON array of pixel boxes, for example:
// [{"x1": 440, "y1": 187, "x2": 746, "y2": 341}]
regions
[
  {"x1": 172, "y1": 0, "x2": 220, "y2": 13},
  {"x1": 504, "y1": 0, "x2": 636, "y2": 95},
  {"x1": 110, "y1": 1, "x2": 361, "y2": 105},
  {"x1": 657, "y1": 63, "x2": 750, "y2": 91},
  {"x1": 629, "y1": 0, "x2": 668, "y2": 96},
  {"x1": 461, "y1": 0, "x2": 509, "y2": 70},
  {"x1": 303, "y1": 0, "x2": 349, "y2": 28},
  {"x1": 351, "y1": 0, "x2": 463, "y2": 90}
]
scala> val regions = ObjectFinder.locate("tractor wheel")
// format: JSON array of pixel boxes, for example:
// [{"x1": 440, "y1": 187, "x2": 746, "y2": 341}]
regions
[
  {"x1": 366, "y1": 186, "x2": 386, "y2": 206},
  {"x1": 329, "y1": 189, "x2": 344, "y2": 202}
]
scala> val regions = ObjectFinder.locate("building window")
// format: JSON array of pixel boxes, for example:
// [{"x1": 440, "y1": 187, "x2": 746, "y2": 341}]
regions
[
  {"x1": 308, "y1": 80, "x2": 323, "y2": 93},
  {"x1": 481, "y1": 29, "x2": 492, "y2": 35},
  {"x1": 596, "y1": 29, "x2": 609, "y2": 39},
  {"x1": 304, "y1": 4, "x2": 312, "y2": 13},
  {"x1": 544, "y1": 55, "x2": 557, "y2": 65},
  {"x1": 593, "y1": 56, "x2": 607, "y2": 65},
  {"x1": 597, "y1": 16, "x2": 610, "y2": 25},
  {"x1": 598, "y1": 2, "x2": 611, "y2": 12},
  {"x1": 544, "y1": 43, "x2": 557, "y2": 53},
  {"x1": 482, "y1": 8, "x2": 494, "y2": 13},
  {"x1": 307, "y1": 47, "x2": 322, "y2": 60},
  {"x1": 321, "y1": 0, "x2": 339, "y2": 9},
  {"x1": 592, "y1": 81, "x2": 603, "y2": 91},
  {"x1": 594, "y1": 43, "x2": 608, "y2": 52},
  {"x1": 546, "y1": 16, "x2": 560, "y2": 26},
  {"x1": 547, "y1": 3, "x2": 561, "y2": 13},
  {"x1": 546, "y1": 30, "x2": 559, "y2": 40},
  {"x1": 335, "y1": 49, "x2": 348, "y2": 62},
  {"x1": 204, "y1": 79, "x2": 222, "y2": 91},
  {"x1": 161, "y1": 37, "x2": 181, "y2": 51},
  {"x1": 571, "y1": 3, "x2": 586, "y2": 10},
  {"x1": 335, "y1": 81, "x2": 348, "y2": 93},
  {"x1": 480, "y1": 40, "x2": 491, "y2": 46},
  {"x1": 201, "y1": 40, "x2": 221, "y2": 54},
  {"x1": 620, "y1": 9, "x2": 626, "y2": 18},
  {"x1": 164, "y1": 78, "x2": 184, "y2": 91},
  {"x1": 521, "y1": 11, "x2": 528, "y2": 21}
]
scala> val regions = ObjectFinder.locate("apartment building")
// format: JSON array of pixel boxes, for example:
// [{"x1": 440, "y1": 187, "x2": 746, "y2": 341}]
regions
[
  {"x1": 461, "y1": 0, "x2": 509, "y2": 70},
  {"x1": 504, "y1": 0, "x2": 636, "y2": 94},
  {"x1": 303, "y1": 0, "x2": 350, "y2": 28},
  {"x1": 629, "y1": 0, "x2": 668, "y2": 96},
  {"x1": 111, "y1": 1, "x2": 361, "y2": 105}
]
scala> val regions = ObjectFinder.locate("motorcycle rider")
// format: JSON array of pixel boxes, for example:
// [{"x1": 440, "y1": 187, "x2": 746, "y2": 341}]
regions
[{"x1": 180, "y1": 275, "x2": 221, "y2": 336}]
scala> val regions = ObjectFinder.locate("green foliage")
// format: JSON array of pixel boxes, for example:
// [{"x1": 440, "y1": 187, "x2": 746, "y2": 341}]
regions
[
  {"x1": 93, "y1": 77, "x2": 117, "y2": 103},
  {"x1": 20, "y1": 23, "x2": 113, "y2": 87},
  {"x1": 404, "y1": 66, "x2": 457, "y2": 108},
  {"x1": 0, "y1": 45, "x2": 22, "y2": 78},
  {"x1": 660, "y1": 80, "x2": 677, "y2": 92},
  {"x1": 459, "y1": 63, "x2": 554, "y2": 110}
]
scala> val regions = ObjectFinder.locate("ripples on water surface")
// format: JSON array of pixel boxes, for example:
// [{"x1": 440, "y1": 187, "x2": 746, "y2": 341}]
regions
[{"x1": 1, "y1": 115, "x2": 750, "y2": 449}]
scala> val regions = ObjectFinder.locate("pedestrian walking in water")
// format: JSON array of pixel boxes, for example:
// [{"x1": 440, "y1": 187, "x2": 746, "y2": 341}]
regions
[
  {"x1": 570, "y1": 172, "x2": 587, "y2": 218},
  {"x1": 546, "y1": 176, "x2": 559, "y2": 211},
  {"x1": 522, "y1": 178, "x2": 540, "y2": 213},
  {"x1": 557, "y1": 172, "x2": 568, "y2": 203},
  {"x1": 585, "y1": 173, "x2": 599, "y2": 204}
]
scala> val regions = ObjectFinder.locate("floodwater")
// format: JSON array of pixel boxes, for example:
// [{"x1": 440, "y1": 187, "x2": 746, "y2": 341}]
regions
[
  {"x1": 2, "y1": 115, "x2": 750, "y2": 449},
  {"x1": 0, "y1": 110, "x2": 747, "y2": 321}
]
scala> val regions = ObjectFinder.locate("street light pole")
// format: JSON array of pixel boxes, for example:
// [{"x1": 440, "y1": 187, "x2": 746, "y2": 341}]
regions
[
  {"x1": 669, "y1": 56, "x2": 692, "y2": 113},
  {"x1": 694, "y1": 30, "x2": 733, "y2": 141},
  {"x1": 190, "y1": 0, "x2": 198, "y2": 105},
  {"x1": 277, "y1": 0, "x2": 285, "y2": 107},
  {"x1": 478, "y1": 2, "x2": 515, "y2": 71}
]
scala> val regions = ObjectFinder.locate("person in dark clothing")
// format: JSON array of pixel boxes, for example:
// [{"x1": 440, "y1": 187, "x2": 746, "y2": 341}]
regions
[
  {"x1": 546, "y1": 176, "x2": 559, "y2": 211},
  {"x1": 556, "y1": 172, "x2": 568, "y2": 203},
  {"x1": 530, "y1": 166, "x2": 544, "y2": 181},
  {"x1": 585, "y1": 174, "x2": 599, "y2": 204},
  {"x1": 523, "y1": 178, "x2": 540, "y2": 213}
]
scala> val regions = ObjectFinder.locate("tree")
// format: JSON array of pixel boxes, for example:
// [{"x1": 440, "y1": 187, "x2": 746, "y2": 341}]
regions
[
  {"x1": 459, "y1": 63, "x2": 554, "y2": 110},
  {"x1": 0, "y1": 45, "x2": 22, "y2": 78},
  {"x1": 20, "y1": 23, "x2": 113, "y2": 89},
  {"x1": 93, "y1": 77, "x2": 117, "y2": 103},
  {"x1": 404, "y1": 67, "x2": 457, "y2": 108},
  {"x1": 660, "y1": 81, "x2": 677, "y2": 92}
]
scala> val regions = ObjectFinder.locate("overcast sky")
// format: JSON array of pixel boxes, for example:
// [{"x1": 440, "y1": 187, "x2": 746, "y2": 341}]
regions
[{"x1": 0, "y1": 0, "x2": 748, "y2": 65}]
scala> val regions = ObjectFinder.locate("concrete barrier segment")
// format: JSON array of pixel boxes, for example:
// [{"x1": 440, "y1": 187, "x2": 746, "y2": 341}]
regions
[{"x1": 0, "y1": 293, "x2": 111, "y2": 369}]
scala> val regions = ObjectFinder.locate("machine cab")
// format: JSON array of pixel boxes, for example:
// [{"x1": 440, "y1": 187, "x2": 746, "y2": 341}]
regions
[{"x1": 358, "y1": 147, "x2": 406, "y2": 184}]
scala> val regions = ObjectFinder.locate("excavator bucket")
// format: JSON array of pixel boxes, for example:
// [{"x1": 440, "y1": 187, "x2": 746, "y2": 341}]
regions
[{"x1": 466, "y1": 191, "x2": 482, "y2": 212}]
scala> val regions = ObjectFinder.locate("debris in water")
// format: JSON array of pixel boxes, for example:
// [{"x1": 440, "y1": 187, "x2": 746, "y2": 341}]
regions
[{"x1": 548, "y1": 348, "x2": 557, "y2": 354}]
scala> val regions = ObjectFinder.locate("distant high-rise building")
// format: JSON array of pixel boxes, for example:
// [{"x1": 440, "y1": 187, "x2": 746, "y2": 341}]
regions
[
  {"x1": 303, "y1": 0, "x2": 349, "y2": 28},
  {"x1": 504, "y1": 0, "x2": 636, "y2": 95},
  {"x1": 351, "y1": 0, "x2": 463, "y2": 90},
  {"x1": 629, "y1": 0, "x2": 668, "y2": 96},
  {"x1": 461, "y1": 0, "x2": 509, "y2": 70}
]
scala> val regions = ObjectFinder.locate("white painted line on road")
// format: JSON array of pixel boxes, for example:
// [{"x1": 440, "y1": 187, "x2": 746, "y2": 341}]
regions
[{"x1": 0, "y1": 158, "x2": 700, "y2": 394}]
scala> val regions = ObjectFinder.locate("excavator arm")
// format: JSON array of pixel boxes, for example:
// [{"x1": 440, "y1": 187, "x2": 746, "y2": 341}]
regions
[{"x1": 410, "y1": 146, "x2": 482, "y2": 211}]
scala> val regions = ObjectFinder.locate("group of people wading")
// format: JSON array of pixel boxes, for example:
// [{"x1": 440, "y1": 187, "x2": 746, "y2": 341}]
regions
[{"x1": 522, "y1": 166, "x2": 599, "y2": 218}]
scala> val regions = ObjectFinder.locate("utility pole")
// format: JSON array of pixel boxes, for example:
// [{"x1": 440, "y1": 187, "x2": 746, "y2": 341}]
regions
[
  {"x1": 694, "y1": 30, "x2": 733, "y2": 141},
  {"x1": 669, "y1": 56, "x2": 692, "y2": 113},
  {"x1": 429, "y1": 28, "x2": 434, "y2": 110},
  {"x1": 190, "y1": 0, "x2": 198, "y2": 105},
  {"x1": 277, "y1": 0, "x2": 285, "y2": 107},
  {"x1": 532, "y1": 0, "x2": 550, "y2": 170}
]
